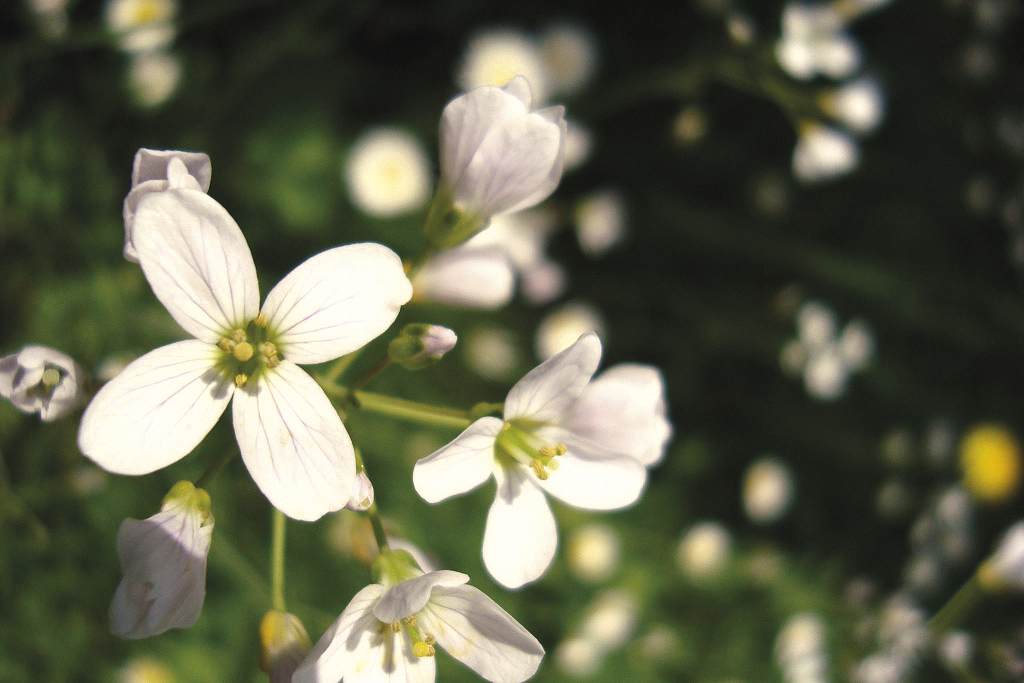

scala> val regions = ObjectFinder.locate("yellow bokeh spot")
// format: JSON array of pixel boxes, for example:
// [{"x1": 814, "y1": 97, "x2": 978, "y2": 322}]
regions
[{"x1": 959, "y1": 423, "x2": 1022, "y2": 503}]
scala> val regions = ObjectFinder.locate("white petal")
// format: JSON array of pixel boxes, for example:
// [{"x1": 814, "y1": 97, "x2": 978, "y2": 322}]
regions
[
  {"x1": 373, "y1": 571, "x2": 469, "y2": 623},
  {"x1": 413, "y1": 247, "x2": 515, "y2": 309},
  {"x1": 483, "y1": 463, "x2": 557, "y2": 589},
  {"x1": 501, "y1": 75, "x2": 533, "y2": 107},
  {"x1": 131, "y1": 148, "x2": 212, "y2": 191},
  {"x1": 262, "y1": 243, "x2": 413, "y2": 365},
  {"x1": 420, "y1": 584, "x2": 544, "y2": 683},
  {"x1": 565, "y1": 364, "x2": 672, "y2": 466},
  {"x1": 504, "y1": 331, "x2": 601, "y2": 422},
  {"x1": 294, "y1": 584, "x2": 388, "y2": 683},
  {"x1": 134, "y1": 189, "x2": 260, "y2": 342},
  {"x1": 78, "y1": 340, "x2": 232, "y2": 475},
  {"x1": 537, "y1": 429, "x2": 647, "y2": 510},
  {"x1": 232, "y1": 361, "x2": 356, "y2": 521},
  {"x1": 413, "y1": 417, "x2": 501, "y2": 503}
]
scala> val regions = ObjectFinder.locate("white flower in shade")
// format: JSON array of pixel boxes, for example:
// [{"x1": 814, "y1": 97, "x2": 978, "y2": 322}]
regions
[
  {"x1": 123, "y1": 148, "x2": 212, "y2": 262},
  {"x1": 427, "y1": 76, "x2": 567, "y2": 248},
  {"x1": 743, "y1": 456, "x2": 796, "y2": 524},
  {"x1": 564, "y1": 364, "x2": 672, "y2": 468},
  {"x1": 344, "y1": 127, "x2": 432, "y2": 218},
  {"x1": 457, "y1": 28, "x2": 551, "y2": 105},
  {"x1": 574, "y1": 189, "x2": 626, "y2": 257},
  {"x1": 792, "y1": 122, "x2": 859, "y2": 183},
  {"x1": 110, "y1": 481, "x2": 213, "y2": 639},
  {"x1": 78, "y1": 187, "x2": 412, "y2": 521},
  {"x1": 105, "y1": 0, "x2": 177, "y2": 53},
  {"x1": 821, "y1": 77, "x2": 885, "y2": 134},
  {"x1": 127, "y1": 50, "x2": 182, "y2": 109},
  {"x1": 414, "y1": 333, "x2": 647, "y2": 588},
  {"x1": 539, "y1": 22, "x2": 599, "y2": 97},
  {"x1": 775, "y1": 3, "x2": 861, "y2": 81},
  {"x1": 534, "y1": 301, "x2": 605, "y2": 360},
  {"x1": 413, "y1": 247, "x2": 516, "y2": 309},
  {"x1": 294, "y1": 551, "x2": 545, "y2": 683},
  {"x1": 0, "y1": 345, "x2": 86, "y2": 421}
]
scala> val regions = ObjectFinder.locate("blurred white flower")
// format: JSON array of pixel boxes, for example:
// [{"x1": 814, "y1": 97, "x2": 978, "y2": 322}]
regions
[
  {"x1": 562, "y1": 119, "x2": 595, "y2": 171},
  {"x1": 743, "y1": 456, "x2": 796, "y2": 524},
  {"x1": 414, "y1": 333, "x2": 648, "y2": 588},
  {"x1": 555, "y1": 636, "x2": 603, "y2": 678},
  {"x1": 676, "y1": 521, "x2": 731, "y2": 581},
  {"x1": 105, "y1": 0, "x2": 177, "y2": 53},
  {"x1": 110, "y1": 481, "x2": 213, "y2": 639},
  {"x1": 775, "y1": 2, "x2": 861, "y2": 80},
  {"x1": 119, "y1": 657, "x2": 176, "y2": 683},
  {"x1": 574, "y1": 189, "x2": 627, "y2": 257},
  {"x1": 344, "y1": 127, "x2": 432, "y2": 218},
  {"x1": 540, "y1": 22, "x2": 599, "y2": 96},
  {"x1": 822, "y1": 77, "x2": 886, "y2": 134},
  {"x1": 792, "y1": 122, "x2": 860, "y2": 183},
  {"x1": 27, "y1": 0, "x2": 70, "y2": 39},
  {"x1": 0, "y1": 345, "x2": 86, "y2": 421},
  {"x1": 797, "y1": 300, "x2": 837, "y2": 349},
  {"x1": 259, "y1": 610, "x2": 312, "y2": 683},
  {"x1": 127, "y1": 51, "x2": 181, "y2": 108},
  {"x1": 579, "y1": 589, "x2": 639, "y2": 650},
  {"x1": 535, "y1": 301, "x2": 606, "y2": 360},
  {"x1": 567, "y1": 523, "x2": 621, "y2": 583},
  {"x1": 463, "y1": 327, "x2": 521, "y2": 382},
  {"x1": 457, "y1": 27, "x2": 551, "y2": 104},
  {"x1": 774, "y1": 613, "x2": 827, "y2": 683},
  {"x1": 413, "y1": 247, "x2": 516, "y2": 309},
  {"x1": 981, "y1": 520, "x2": 1024, "y2": 590}
]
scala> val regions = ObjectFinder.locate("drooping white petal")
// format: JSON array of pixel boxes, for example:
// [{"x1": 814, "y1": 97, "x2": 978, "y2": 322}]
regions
[
  {"x1": 261, "y1": 243, "x2": 413, "y2": 365},
  {"x1": 564, "y1": 364, "x2": 672, "y2": 466},
  {"x1": 413, "y1": 247, "x2": 515, "y2": 309},
  {"x1": 504, "y1": 331, "x2": 601, "y2": 422},
  {"x1": 232, "y1": 361, "x2": 355, "y2": 521},
  {"x1": 537, "y1": 429, "x2": 647, "y2": 511},
  {"x1": 134, "y1": 189, "x2": 260, "y2": 342},
  {"x1": 78, "y1": 340, "x2": 233, "y2": 475},
  {"x1": 373, "y1": 571, "x2": 469, "y2": 623},
  {"x1": 441, "y1": 81, "x2": 532, "y2": 194},
  {"x1": 483, "y1": 463, "x2": 558, "y2": 589},
  {"x1": 131, "y1": 148, "x2": 212, "y2": 191},
  {"x1": 420, "y1": 584, "x2": 545, "y2": 683},
  {"x1": 413, "y1": 417, "x2": 502, "y2": 503}
]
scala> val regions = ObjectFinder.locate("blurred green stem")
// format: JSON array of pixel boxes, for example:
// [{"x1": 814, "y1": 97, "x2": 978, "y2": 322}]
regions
[
  {"x1": 270, "y1": 507, "x2": 286, "y2": 611},
  {"x1": 928, "y1": 571, "x2": 983, "y2": 639},
  {"x1": 351, "y1": 391, "x2": 473, "y2": 431},
  {"x1": 194, "y1": 447, "x2": 237, "y2": 490}
]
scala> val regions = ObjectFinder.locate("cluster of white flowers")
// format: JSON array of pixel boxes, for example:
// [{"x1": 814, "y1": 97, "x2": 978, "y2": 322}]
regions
[
  {"x1": 851, "y1": 594, "x2": 928, "y2": 683},
  {"x1": 903, "y1": 485, "x2": 974, "y2": 595},
  {"x1": 779, "y1": 299, "x2": 875, "y2": 400},
  {"x1": 553, "y1": 588, "x2": 640, "y2": 677},
  {"x1": 104, "y1": 0, "x2": 183, "y2": 107},
  {"x1": 774, "y1": 612, "x2": 829, "y2": 683}
]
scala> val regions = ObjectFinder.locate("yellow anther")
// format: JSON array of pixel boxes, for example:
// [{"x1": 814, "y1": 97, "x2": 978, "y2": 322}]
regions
[
  {"x1": 234, "y1": 374, "x2": 249, "y2": 388},
  {"x1": 412, "y1": 642, "x2": 435, "y2": 658},
  {"x1": 41, "y1": 367, "x2": 61, "y2": 387},
  {"x1": 554, "y1": 444, "x2": 567, "y2": 455},
  {"x1": 233, "y1": 341, "x2": 254, "y2": 362},
  {"x1": 531, "y1": 460, "x2": 549, "y2": 480},
  {"x1": 402, "y1": 615, "x2": 418, "y2": 627},
  {"x1": 230, "y1": 329, "x2": 247, "y2": 344},
  {"x1": 390, "y1": 622, "x2": 402, "y2": 633},
  {"x1": 424, "y1": 634, "x2": 436, "y2": 646},
  {"x1": 217, "y1": 338, "x2": 234, "y2": 352},
  {"x1": 254, "y1": 312, "x2": 269, "y2": 328}
]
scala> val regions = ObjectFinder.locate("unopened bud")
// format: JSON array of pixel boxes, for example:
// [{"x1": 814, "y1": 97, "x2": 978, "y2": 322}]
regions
[
  {"x1": 388, "y1": 324, "x2": 457, "y2": 370},
  {"x1": 345, "y1": 471, "x2": 375, "y2": 511},
  {"x1": 259, "y1": 610, "x2": 312, "y2": 683}
]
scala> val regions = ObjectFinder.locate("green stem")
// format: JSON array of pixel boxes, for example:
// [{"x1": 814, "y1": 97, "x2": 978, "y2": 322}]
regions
[
  {"x1": 346, "y1": 357, "x2": 393, "y2": 398},
  {"x1": 321, "y1": 348, "x2": 363, "y2": 386},
  {"x1": 270, "y1": 508, "x2": 286, "y2": 611},
  {"x1": 352, "y1": 390, "x2": 473, "y2": 430},
  {"x1": 194, "y1": 448, "x2": 237, "y2": 490},
  {"x1": 928, "y1": 571, "x2": 983, "y2": 638}
]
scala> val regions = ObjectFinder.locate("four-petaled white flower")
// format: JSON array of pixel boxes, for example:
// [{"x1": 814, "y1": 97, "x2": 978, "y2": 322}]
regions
[
  {"x1": 426, "y1": 76, "x2": 567, "y2": 248},
  {"x1": 0, "y1": 344, "x2": 87, "y2": 421},
  {"x1": 413, "y1": 332, "x2": 648, "y2": 589},
  {"x1": 775, "y1": 2, "x2": 861, "y2": 81},
  {"x1": 110, "y1": 481, "x2": 213, "y2": 639},
  {"x1": 294, "y1": 552, "x2": 545, "y2": 683},
  {"x1": 78, "y1": 187, "x2": 413, "y2": 521}
]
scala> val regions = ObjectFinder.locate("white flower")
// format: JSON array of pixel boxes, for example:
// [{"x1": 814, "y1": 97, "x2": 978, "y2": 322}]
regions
[
  {"x1": 294, "y1": 553, "x2": 544, "y2": 683},
  {"x1": 110, "y1": 481, "x2": 213, "y2": 639},
  {"x1": 428, "y1": 76, "x2": 567, "y2": 248},
  {"x1": 127, "y1": 50, "x2": 182, "y2": 109},
  {"x1": 792, "y1": 122, "x2": 859, "y2": 183},
  {"x1": 413, "y1": 332, "x2": 648, "y2": 588},
  {"x1": 344, "y1": 127, "x2": 432, "y2": 218},
  {"x1": 534, "y1": 301, "x2": 605, "y2": 360},
  {"x1": 123, "y1": 148, "x2": 212, "y2": 262},
  {"x1": 0, "y1": 345, "x2": 86, "y2": 421},
  {"x1": 821, "y1": 76, "x2": 885, "y2": 134},
  {"x1": 539, "y1": 22, "x2": 599, "y2": 97},
  {"x1": 79, "y1": 186, "x2": 412, "y2": 521},
  {"x1": 981, "y1": 520, "x2": 1024, "y2": 590},
  {"x1": 775, "y1": 3, "x2": 861, "y2": 81},
  {"x1": 743, "y1": 456, "x2": 796, "y2": 524},
  {"x1": 457, "y1": 28, "x2": 551, "y2": 105},
  {"x1": 413, "y1": 247, "x2": 516, "y2": 309},
  {"x1": 675, "y1": 521, "x2": 731, "y2": 581},
  {"x1": 567, "y1": 523, "x2": 621, "y2": 583},
  {"x1": 105, "y1": 0, "x2": 177, "y2": 53},
  {"x1": 574, "y1": 189, "x2": 627, "y2": 257}
]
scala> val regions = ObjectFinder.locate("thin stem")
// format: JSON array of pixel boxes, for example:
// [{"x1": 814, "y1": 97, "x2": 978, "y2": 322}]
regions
[
  {"x1": 321, "y1": 348, "x2": 363, "y2": 386},
  {"x1": 270, "y1": 508, "x2": 287, "y2": 612},
  {"x1": 194, "y1": 448, "x2": 237, "y2": 490},
  {"x1": 366, "y1": 503, "x2": 390, "y2": 554},
  {"x1": 928, "y1": 571, "x2": 983, "y2": 639},
  {"x1": 352, "y1": 390, "x2": 473, "y2": 431},
  {"x1": 346, "y1": 357, "x2": 393, "y2": 398}
]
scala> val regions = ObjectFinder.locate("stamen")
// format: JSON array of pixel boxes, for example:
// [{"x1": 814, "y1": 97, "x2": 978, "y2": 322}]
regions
[
  {"x1": 234, "y1": 374, "x2": 249, "y2": 388},
  {"x1": 217, "y1": 338, "x2": 235, "y2": 353},
  {"x1": 254, "y1": 312, "x2": 269, "y2": 328},
  {"x1": 230, "y1": 329, "x2": 247, "y2": 344},
  {"x1": 531, "y1": 460, "x2": 549, "y2": 480},
  {"x1": 413, "y1": 641, "x2": 435, "y2": 658},
  {"x1": 390, "y1": 622, "x2": 402, "y2": 633},
  {"x1": 233, "y1": 342, "x2": 254, "y2": 362},
  {"x1": 260, "y1": 342, "x2": 280, "y2": 369},
  {"x1": 402, "y1": 615, "x2": 417, "y2": 627},
  {"x1": 41, "y1": 367, "x2": 61, "y2": 388}
]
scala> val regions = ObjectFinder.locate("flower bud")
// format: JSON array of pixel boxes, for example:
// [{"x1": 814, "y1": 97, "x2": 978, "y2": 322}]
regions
[
  {"x1": 345, "y1": 471, "x2": 375, "y2": 512},
  {"x1": 259, "y1": 610, "x2": 312, "y2": 683},
  {"x1": 0, "y1": 345, "x2": 87, "y2": 421},
  {"x1": 388, "y1": 324, "x2": 458, "y2": 370}
]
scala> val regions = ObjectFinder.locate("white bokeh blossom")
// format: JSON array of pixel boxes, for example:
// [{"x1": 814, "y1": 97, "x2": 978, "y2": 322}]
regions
[
  {"x1": 110, "y1": 481, "x2": 213, "y2": 639},
  {"x1": 79, "y1": 184, "x2": 412, "y2": 521},
  {"x1": 413, "y1": 332, "x2": 648, "y2": 588},
  {"x1": 0, "y1": 345, "x2": 87, "y2": 421},
  {"x1": 294, "y1": 552, "x2": 545, "y2": 683},
  {"x1": 457, "y1": 28, "x2": 551, "y2": 105},
  {"x1": 775, "y1": 2, "x2": 861, "y2": 81},
  {"x1": 344, "y1": 127, "x2": 433, "y2": 218},
  {"x1": 792, "y1": 122, "x2": 860, "y2": 183}
]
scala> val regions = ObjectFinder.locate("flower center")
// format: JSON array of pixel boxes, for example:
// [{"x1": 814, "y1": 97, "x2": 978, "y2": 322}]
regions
[
  {"x1": 495, "y1": 420, "x2": 567, "y2": 480},
  {"x1": 216, "y1": 313, "x2": 282, "y2": 387},
  {"x1": 379, "y1": 615, "x2": 436, "y2": 658}
]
